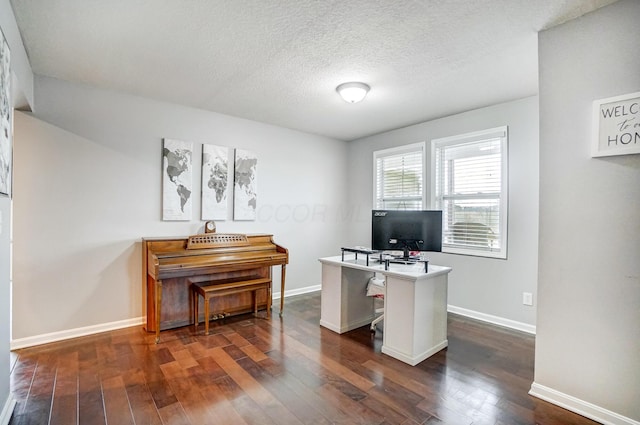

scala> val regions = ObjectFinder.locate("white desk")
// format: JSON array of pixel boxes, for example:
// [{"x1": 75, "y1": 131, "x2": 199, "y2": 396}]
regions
[{"x1": 318, "y1": 255, "x2": 452, "y2": 366}]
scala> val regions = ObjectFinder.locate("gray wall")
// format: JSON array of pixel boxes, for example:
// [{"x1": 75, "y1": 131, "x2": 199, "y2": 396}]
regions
[
  {"x1": 534, "y1": 0, "x2": 640, "y2": 422},
  {"x1": 11, "y1": 76, "x2": 348, "y2": 342},
  {"x1": 346, "y1": 96, "x2": 539, "y2": 329}
]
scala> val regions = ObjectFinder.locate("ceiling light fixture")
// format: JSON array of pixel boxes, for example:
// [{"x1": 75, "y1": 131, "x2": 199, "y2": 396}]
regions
[{"x1": 336, "y1": 82, "x2": 370, "y2": 103}]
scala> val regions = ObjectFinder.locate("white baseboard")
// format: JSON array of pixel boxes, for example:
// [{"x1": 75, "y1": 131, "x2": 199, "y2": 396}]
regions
[
  {"x1": 273, "y1": 284, "x2": 321, "y2": 300},
  {"x1": 382, "y1": 339, "x2": 448, "y2": 366},
  {"x1": 10, "y1": 317, "x2": 144, "y2": 350},
  {"x1": 447, "y1": 304, "x2": 536, "y2": 334},
  {"x1": 530, "y1": 382, "x2": 639, "y2": 425},
  {"x1": 10, "y1": 286, "x2": 322, "y2": 350},
  {"x1": 320, "y1": 315, "x2": 375, "y2": 334},
  {"x1": 0, "y1": 394, "x2": 16, "y2": 425}
]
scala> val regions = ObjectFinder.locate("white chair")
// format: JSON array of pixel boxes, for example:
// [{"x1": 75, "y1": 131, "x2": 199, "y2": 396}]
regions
[{"x1": 366, "y1": 275, "x2": 385, "y2": 332}]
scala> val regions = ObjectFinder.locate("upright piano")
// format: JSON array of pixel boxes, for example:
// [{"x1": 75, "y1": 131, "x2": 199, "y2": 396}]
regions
[{"x1": 143, "y1": 233, "x2": 288, "y2": 342}]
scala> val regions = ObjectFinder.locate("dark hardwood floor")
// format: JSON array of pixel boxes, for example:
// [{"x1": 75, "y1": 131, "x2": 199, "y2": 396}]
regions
[{"x1": 9, "y1": 292, "x2": 599, "y2": 425}]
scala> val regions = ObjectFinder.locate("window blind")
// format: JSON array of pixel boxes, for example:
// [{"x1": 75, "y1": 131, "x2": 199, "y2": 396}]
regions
[
  {"x1": 432, "y1": 128, "x2": 508, "y2": 258},
  {"x1": 374, "y1": 144, "x2": 424, "y2": 210}
]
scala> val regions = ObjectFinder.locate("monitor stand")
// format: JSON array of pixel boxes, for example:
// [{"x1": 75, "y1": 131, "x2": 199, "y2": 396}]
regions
[
  {"x1": 389, "y1": 258, "x2": 417, "y2": 265},
  {"x1": 385, "y1": 256, "x2": 429, "y2": 273},
  {"x1": 390, "y1": 246, "x2": 419, "y2": 263}
]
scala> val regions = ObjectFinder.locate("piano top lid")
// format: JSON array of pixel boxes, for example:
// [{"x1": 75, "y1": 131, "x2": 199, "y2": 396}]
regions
[
  {"x1": 186, "y1": 233, "x2": 249, "y2": 250},
  {"x1": 145, "y1": 233, "x2": 288, "y2": 267},
  {"x1": 144, "y1": 233, "x2": 287, "y2": 260}
]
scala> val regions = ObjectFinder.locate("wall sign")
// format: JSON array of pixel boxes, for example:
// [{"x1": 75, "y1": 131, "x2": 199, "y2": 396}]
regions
[{"x1": 592, "y1": 91, "x2": 640, "y2": 157}]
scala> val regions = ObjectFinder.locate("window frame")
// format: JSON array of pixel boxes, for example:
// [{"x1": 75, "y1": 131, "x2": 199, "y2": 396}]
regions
[
  {"x1": 372, "y1": 142, "x2": 427, "y2": 211},
  {"x1": 430, "y1": 127, "x2": 509, "y2": 259}
]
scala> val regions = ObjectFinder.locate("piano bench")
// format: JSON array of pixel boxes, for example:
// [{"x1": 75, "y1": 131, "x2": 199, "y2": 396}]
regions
[{"x1": 191, "y1": 277, "x2": 272, "y2": 335}]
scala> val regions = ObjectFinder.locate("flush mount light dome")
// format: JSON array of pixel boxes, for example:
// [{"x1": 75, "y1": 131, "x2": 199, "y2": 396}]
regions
[{"x1": 336, "y1": 82, "x2": 370, "y2": 103}]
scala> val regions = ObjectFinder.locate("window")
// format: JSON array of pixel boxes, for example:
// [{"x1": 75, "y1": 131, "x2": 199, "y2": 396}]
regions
[
  {"x1": 374, "y1": 142, "x2": 425, "y2": 210},
  {"x1": 431, "y1": 127, "x2": 508, "y2": 258}
]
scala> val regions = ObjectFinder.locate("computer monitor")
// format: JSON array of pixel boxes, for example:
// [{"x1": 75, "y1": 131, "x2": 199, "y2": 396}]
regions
[{"x1": 371, "y1": 210, "x2": 443, "y2": 260}]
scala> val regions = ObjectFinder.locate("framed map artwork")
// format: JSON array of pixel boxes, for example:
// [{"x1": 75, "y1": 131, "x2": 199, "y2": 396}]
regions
[
  {"x1": 201, "y1": 144, "x2": 230, "y2": 220},
  {"x1": 162, "y1": 138, "x2": 193, "y2": 220},
  {"x1": 233, "y1": 148, "x2": 257, "y2": 220},
  {"x1": 0, "y1": 29, "x2": 11, "y2": 197}
]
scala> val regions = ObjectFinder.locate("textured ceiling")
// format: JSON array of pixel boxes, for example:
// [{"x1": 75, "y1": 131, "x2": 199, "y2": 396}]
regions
[{"x1": 11, "y1": 0, "x2": 616, "y2": 141}]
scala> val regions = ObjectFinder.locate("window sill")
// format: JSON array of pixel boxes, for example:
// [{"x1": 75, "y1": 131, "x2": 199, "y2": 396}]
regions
[{"x1": 442, "y1": 246, "x2": 507, "y2": 260}]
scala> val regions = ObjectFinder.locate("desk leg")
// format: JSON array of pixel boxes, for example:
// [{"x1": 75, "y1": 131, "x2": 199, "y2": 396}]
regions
[
  {"x1": 319, "y1": 264, "x2": 375, "y2": 333},
  {"x1": 280, "y1": 264, "x2": 286, "y2": 316},
  {"x1": 382, "y1": 274, "x2": 448, "y2": 365},
  {"x1": 155, "y1": 280, "x2": 162, "y2": 344}
]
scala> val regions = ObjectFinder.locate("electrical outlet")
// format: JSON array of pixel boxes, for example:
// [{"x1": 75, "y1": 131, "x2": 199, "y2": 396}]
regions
[{"x1": 522, "y1": 292, "x2": 533, "y2": 306}]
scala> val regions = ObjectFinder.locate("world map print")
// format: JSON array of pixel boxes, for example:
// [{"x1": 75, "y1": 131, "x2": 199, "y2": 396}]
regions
[
  {"x1": 201, "y1": 144, "x2": 229, "y2": 220},
  {"x1": 0, "y1": 31, "x2": 11, "y2": 196},
  {"x1": 233, "y1": 149, "x2": 257, "y2": 220},
  {"x1": 162, "y1": 138, "x2": 193, "y2": 220}
]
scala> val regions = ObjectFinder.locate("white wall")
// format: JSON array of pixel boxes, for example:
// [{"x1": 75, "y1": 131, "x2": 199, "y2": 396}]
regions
[
  {"x1": 0, "y1": 0, "x2": 33, "y2": 421},
  {"x1": 533, "y1": 1, "x2": 640, "y2": 423},
  {"x1": 346, "y1": 96, "x2": 539, "y2": 329},
  {"x1": 0, "y1": 198, "x2": 11, "y2": 423},
  {"x1": 11, "y1": 76, "x2": 348, "y2": 342}
]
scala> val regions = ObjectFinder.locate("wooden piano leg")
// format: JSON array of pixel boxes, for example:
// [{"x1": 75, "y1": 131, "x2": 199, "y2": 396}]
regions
[
  {"x1": 267, "y1": 285, "x2": 272, "y2": 318},
  {"x1": 204, "y1": 294, "x2": 210, "y2": 336},
  {"x1": 280, "y1": 264, "x2": 286, "y2": 316},
  {"x1": 252, "y1": 290, "x2": 257, "y2": 315},
  {"x1": 193, "y1": 287, "x2": 199, "y2": 333},
  {"x1": 155, "y1": 280, "x2": 162, "y2": 344}
]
